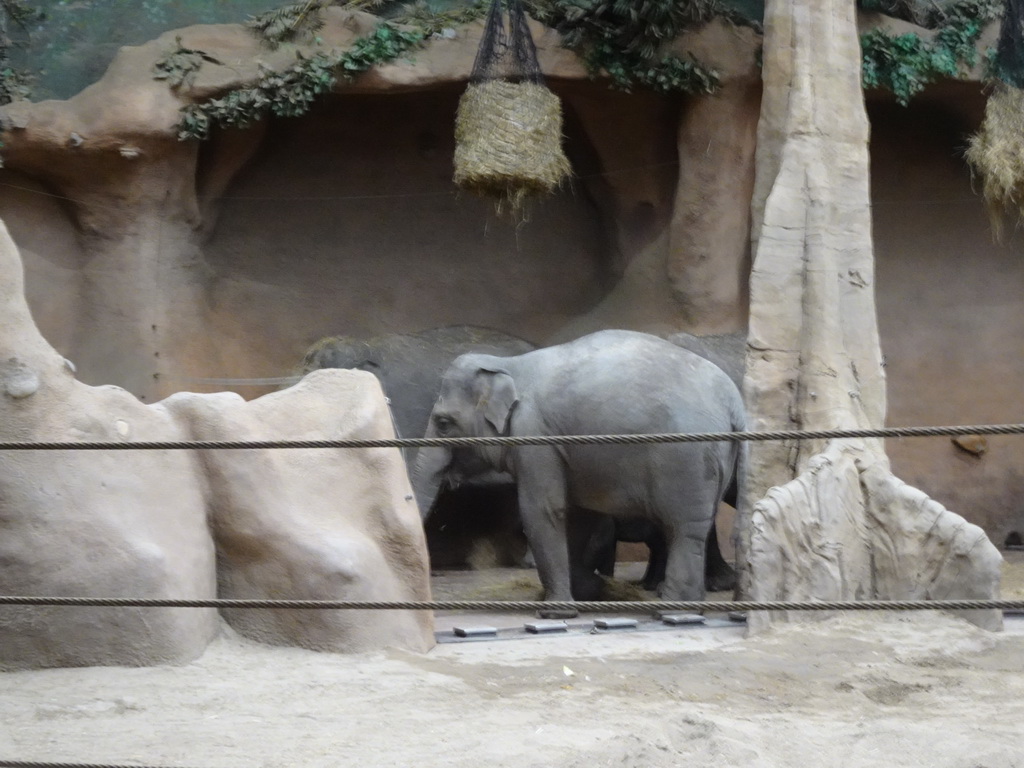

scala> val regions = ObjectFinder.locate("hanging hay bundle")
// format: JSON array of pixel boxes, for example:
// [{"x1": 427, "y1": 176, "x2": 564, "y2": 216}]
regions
[
  {"x1": 965, "y1": 83, "x2": 1024, "y2": 240},
  {"x1": 454, "y1": 79, "x2": 571, "y2": 210},
  {"x1": 965, "y1": 0, "x2": 1024, "y2": 239},
  {"x1": 453, "y1": 0, "x2": 571, "y2": 214}
]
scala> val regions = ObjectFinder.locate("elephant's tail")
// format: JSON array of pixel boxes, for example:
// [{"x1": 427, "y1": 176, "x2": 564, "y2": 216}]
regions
[
  {"x1": 730, "y1": 407, "x2": 751, "y2": 599},
  {"x1": 722, "y1": 398, "x2": 747, "y2": 507}
]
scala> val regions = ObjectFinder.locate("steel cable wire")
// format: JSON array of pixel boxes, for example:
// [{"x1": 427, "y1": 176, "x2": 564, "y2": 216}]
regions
[
  {"x1": 0, "y1": 596, "x2": 1021, "y2": 612},
  {"x1": 1, "y1": 423, "x2": 1021, "y2": 612},
  {"x1": 0, "y1": 763, "x2": 194, "y2": 768},
  {"x1": 0, "y1": 422, "x2": 1021, "y2": 451}
]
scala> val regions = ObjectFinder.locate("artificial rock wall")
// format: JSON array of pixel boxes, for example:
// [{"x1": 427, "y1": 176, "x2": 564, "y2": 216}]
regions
[
  {"x1": 0, "y1": 218, "x2": 434, "y2": 669},
  {"x1": 0, "y1": 10, "x2": 761, "y2": 406},
  {"x1": 0, "y1": 2, "x2": 1016, "y2": 636},
  {"x1": 869, "y1": 89, "x2": 1024, "y2": 548},
  {"x1": 0, "y1": 9, "x2": 1018, "y2": 546}
]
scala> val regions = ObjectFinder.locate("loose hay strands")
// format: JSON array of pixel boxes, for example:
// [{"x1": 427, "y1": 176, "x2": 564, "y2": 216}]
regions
[
  {"x1": 453, "y1": 80, "x2": 571, "y2": 215},
  {"x1": 965, "y1": 82, "x2": 1024, "y2": 241}
]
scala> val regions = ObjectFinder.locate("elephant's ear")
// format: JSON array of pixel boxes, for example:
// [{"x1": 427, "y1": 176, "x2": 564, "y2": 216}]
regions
[{"x1": 475, "y1": 368, "x2": 519, "y2": 435}]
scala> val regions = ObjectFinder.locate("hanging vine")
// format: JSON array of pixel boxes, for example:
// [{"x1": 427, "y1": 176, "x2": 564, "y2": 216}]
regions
[
  {"x1": 174, "y1": 19, "x2": 423, "y2": 141},
  {"x1": 153, "y1": 37, "x2": 225, "y2": 90},
  {"x1": 859, "y1": 0, "x2": 1002, "y2": 105},
  {"x1": 160, "y1": 0, "x2": 1003, "y2": 142},
  {"x1": 527, "y1": 0, "x2": 733, "y2": 94},
  {"x1": 163, "y1": 0, "x2": 733, "y2": 143}
]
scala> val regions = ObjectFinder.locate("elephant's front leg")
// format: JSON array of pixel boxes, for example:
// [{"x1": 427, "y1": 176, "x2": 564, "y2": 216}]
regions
[{"x1": 514, "y1": 446, "x2": 576, "y2": 618}]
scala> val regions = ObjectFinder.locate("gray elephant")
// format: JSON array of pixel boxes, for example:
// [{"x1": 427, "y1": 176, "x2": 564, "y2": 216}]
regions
[
  {"x1": 302, "y1": 326, "x2": 535, "y2": 568},
  {"x1": 668, "y1": 332, "x2": 746, "y2": 392},
  {"x1": 301, "y1": 326, "x2": 536, "y2": 443},
  {"x1": 412, "y1": 329, "x2": 746, "y2": 616},
  {"x1": 585, "y1": 331, "x2": 748, "y2": 593}
]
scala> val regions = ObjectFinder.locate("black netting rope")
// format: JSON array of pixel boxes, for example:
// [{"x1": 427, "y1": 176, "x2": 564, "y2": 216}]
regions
[
  {"x1": 996, "y1": 0, "x2": 1024, "y2": 87},
  {"x1": 0, "y1": 596, "x2": 1020, "y2": 612},
  {"x1": 470, "y1": 0, "x2": 542, "y2": 83},
  {"x1": 0, "y1": 423, "x2": 1021, "y2": 451}
]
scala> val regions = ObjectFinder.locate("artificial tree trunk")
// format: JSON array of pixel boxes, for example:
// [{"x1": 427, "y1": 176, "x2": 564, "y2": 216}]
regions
[{"x1": 736, "y1": 0, "x2": 1003, "y2": 629}]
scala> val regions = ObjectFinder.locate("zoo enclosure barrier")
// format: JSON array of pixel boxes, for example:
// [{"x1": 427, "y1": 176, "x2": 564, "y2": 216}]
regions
[
  {"x1": 1, "y1": 421, "x2": 1023, "y2": 614},
  {"x1": 1, "y1": 425, "x2": 1023, "y2": 768}
]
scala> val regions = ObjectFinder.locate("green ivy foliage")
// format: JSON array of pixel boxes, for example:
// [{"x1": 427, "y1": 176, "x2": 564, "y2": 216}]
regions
[
  {"x1": 167, "y1": 0, "x2": 1002, "y2": 142},
  {"x1": 338, "y1": 18, "x2": 424, "y2": 70},
  {"x1": 172, "y1": 0, "x2": 727, "y2": 142},
  {"x1": 859, "y1": 0, "x2": 1001, "y2": 105},
  {"x1": 176, "y1": 21, "x2": 423, "y2": 140},
  {"x1": 528, "y1": 0, "x2": 725, "y2": 94},
  {"x1": 389, "y1": 0, "x2": 488, "y2": 36},
  {"x1": 0, "y1": 0, "x2": 42, "y2": 105},
  {"x1": 153, "y1": 37, "x2": 225, "y2": 89},
  {"x1": 247, "y1": 0, "x2": 331, "y2": 46},
  {"x1": 0, "y1": 62, "x2": 30, "y2": 103},
  {"x1": 532, "y1": 0, "x2": 722, "y2": 59}
]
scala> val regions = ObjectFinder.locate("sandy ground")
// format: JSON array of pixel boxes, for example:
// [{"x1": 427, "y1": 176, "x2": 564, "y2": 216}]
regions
[{"x1": 2, "y1": 556, "x2": 1024, "y2": 768}]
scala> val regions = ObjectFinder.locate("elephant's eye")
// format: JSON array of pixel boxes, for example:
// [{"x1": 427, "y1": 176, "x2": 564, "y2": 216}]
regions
[{"x1": 434, "y1": 415, "x2": 454, "y2": 434}]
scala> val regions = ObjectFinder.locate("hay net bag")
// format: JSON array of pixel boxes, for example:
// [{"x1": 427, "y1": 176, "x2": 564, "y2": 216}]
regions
[
  {"x1": 453, "y1": 0, "x2": 571, "y2": 211},
  {"x1": 994, "y1": 0, "x2": 1024, "y2": 88},
  {"x1": 965, "y1": 0, "x2": 1024, "y2": 238}
]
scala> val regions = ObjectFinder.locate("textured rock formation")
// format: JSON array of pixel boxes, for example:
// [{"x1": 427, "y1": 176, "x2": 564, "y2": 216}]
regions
[
  {"x1": 301, "y1": 326, "x2": 535, "y2": 569},
  {"x1": 165, "y1": 373, "x2": 434, "y2": 654},
  {"x1": 739, "y1": 0, "x2": 1002, "y2": 629},
  {"x1": 0, "y1": 217, "x2": 219, "y2": 669},
  {"x1": 0, "y1": 218, "x2": 433, "y2": 668},
  {"x1": 553, "y1": 21, "x2": 762, "y2": 340}
]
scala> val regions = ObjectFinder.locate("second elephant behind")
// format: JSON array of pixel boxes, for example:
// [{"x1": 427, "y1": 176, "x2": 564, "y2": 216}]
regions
[{"x1": 302, "y1": 326, "x2": 536, "y2": 568}]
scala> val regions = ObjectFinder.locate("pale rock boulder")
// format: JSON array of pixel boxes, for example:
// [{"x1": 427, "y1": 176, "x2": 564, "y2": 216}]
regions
[
  {"x1": 0, "y1": 219, "x2": 219, "y2": 670},
  {"x1": 739, "y1": 0, "x2": 1002, "y2": 629},
  {"x1": 0, "y1": 217, "x2": 434, "y2": 668},
  {"x1": 165, "y1": 372, "x2": 434, "y2": 654}
]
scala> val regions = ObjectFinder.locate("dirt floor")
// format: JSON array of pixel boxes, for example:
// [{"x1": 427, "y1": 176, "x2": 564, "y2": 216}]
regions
[{"x1": 2, "y1": 555, "x2": 1023, "y2": 768}]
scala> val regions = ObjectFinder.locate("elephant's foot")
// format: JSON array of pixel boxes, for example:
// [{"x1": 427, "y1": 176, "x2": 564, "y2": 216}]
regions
[
  {"x1": 570, "y1": 570, "x2": 604, "y2": 602},
  {"x1": 538, "y1": 606, "x2": 579, "y2": 619}
]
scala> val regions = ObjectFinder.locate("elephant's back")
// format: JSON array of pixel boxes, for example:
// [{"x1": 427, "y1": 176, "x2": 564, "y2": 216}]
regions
[
  {"x1": 533, "y1": 330, "x2": 744, "y2": 436},
  {"x1": 667, "y1": 331, "x2": 746, "y2": 390}
]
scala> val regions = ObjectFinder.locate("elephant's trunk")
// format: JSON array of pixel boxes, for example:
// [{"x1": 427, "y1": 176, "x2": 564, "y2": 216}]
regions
[{"x1": 411, "y1": 422, "x2": 451, "y2": 521}]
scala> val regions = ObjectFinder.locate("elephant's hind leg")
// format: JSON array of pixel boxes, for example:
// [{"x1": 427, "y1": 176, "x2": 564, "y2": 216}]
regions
[
  {"x1": 704, "y1": 520, "x2": 736, "y2": 593},
  {"x1": 659, "y1": 519, "x2": 710, "y2": 602},
  {"x1": 656, "y1": 480, "x2": 718, "y2": 603}
]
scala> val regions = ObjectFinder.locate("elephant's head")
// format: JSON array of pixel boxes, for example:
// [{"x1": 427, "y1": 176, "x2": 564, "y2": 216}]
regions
[
  {"x1": 411, "y1": 355, "x2": 519, "y2": 520},
  {"x1": 301, "y1": 336, "x2": 380, "y2": 377}
]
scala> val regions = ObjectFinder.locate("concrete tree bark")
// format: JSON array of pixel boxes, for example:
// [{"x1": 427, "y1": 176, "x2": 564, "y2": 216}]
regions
[{"x1": 738, "y1": 0, "x2": 1002, "y2": 629}]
